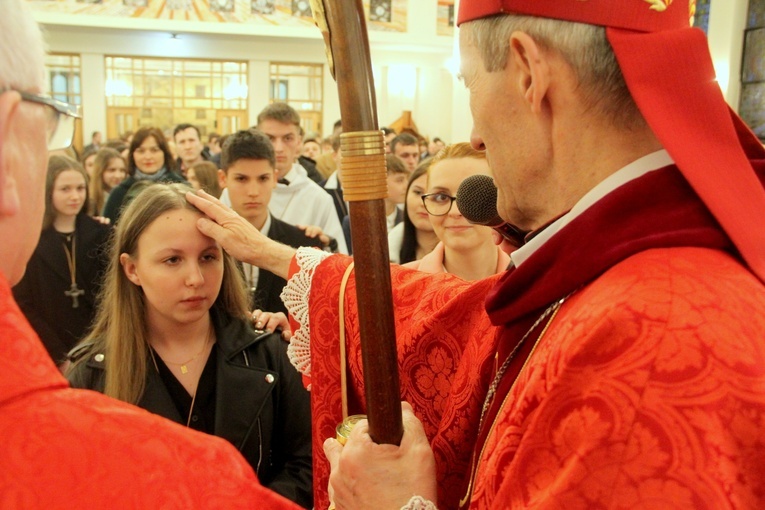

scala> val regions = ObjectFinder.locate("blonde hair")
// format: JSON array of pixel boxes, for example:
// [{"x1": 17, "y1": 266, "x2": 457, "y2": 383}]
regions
[
  {"x1": 463, "y1": 14, "x2": 644, "y2": 130},
  {"x1": 71, "y1": 183, "x2": 249, "y2": 404},
  {"x1": 428, "y1": 142, "x2": 486, "y2": 169},
  {"x1": 89, "y1": 148, "x2": 125, "y2": 215}
]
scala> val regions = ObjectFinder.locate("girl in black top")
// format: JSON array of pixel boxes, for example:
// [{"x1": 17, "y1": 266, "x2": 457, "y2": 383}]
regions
[{"x1": 13, "y1": 155, "x2": 110, "y2": 365}]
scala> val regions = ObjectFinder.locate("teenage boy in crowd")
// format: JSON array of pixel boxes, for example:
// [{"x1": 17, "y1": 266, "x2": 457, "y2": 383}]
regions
[{"x1": 219, "y1": 129, "x2": 323, "y2": 316}]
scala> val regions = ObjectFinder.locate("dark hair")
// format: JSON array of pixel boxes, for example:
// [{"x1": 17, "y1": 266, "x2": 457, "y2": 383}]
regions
[
  {"x1": 127, "y1": 127, "x2": 176, "y2": 175},
  {"x1": 173, "y1": 123, "x2": 201, "y2": 139},
  {"x1": 80, "y1": 146, "x2": 98, "y2": 166},
  {"x1": 189, "y1": 161, "x2": 222, "y2": 198},
  {"x1": 104, "y1": 140, "x2": 128, "y2": 153},
  {"x1": 390, "y1": 133, "x2": 418, "y2": 154},
  {"x1": 385, "y1": 153, "x2": 408, "y2": 175},
  {"x1": 381, "y1": 127, "x2": 395, "y2": 136},
  {"x1": 44, "y1": 155, "x2": 89, "y2": 230},
  {"x1": 399, "y1": 158, "x2": 431, "y2": 264},
  {"x1": 257, "y1": 102, "x2": 301, "y2": 129},
  {"x1": 221, "y1": 129, "x2": 276, "y2": 171},
  {"x1": 333, "y1": 119, "x2": 342, "y2": 130},
  {"x1": 208, "y1": 132, "x2": 220, "y2": 143}
]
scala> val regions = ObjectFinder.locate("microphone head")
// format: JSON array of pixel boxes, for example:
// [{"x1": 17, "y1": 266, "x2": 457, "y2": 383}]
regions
[{"x1": 456, "y1": 174, "x2": 500, "y2": 226}]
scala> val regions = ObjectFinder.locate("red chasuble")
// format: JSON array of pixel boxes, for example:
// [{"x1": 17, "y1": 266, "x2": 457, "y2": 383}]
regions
[
  {"x1": 0, "y1": 274, "x2": 298, "y2": 509},
  {"x1": 303, "y1": 165, "x2": 765, "y2": 509}
]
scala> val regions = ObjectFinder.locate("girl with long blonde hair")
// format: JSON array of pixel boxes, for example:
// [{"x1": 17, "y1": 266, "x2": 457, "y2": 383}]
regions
[{"x1": 67, "y1": 183, "x2": 313, "y2": 508}]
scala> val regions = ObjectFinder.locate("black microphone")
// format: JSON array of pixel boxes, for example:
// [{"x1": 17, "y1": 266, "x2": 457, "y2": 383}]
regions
[{"x1": 456, "y1": 174, "x2": 528, "y2": 247}]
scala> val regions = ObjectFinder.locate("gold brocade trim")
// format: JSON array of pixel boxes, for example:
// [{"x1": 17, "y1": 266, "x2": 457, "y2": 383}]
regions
[
  {"x1": 644, "y1": 0, "x2": 672, "y2": 12},
  {"x1": 459, "y1": 296, "x2": 569, "y2": 508},
  {"x1": 338, "y1": 261, "x2": 355, "y2": 419}
]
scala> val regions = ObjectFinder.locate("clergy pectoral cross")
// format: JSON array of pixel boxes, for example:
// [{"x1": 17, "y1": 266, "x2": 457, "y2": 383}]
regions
[{"x1": 65, "y1": 283, "x2": 84, "y2": 308}]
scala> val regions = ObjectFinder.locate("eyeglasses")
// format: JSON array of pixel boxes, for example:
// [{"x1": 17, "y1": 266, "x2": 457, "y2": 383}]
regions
[
  {"x1": 1, "y1": 89, "x2": 81, "y2": 151},
  {"x1": 421, "y1": 192, "x2": 457, "y2": 216}
]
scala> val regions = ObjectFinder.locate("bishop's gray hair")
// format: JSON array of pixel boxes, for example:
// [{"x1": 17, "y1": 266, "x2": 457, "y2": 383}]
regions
[
  {"x1": 462, "y1": 14, "x2": 646, "y2": 130},
  {"x1": 0, "y1": 0, "x2": 46, "y2": 92}
]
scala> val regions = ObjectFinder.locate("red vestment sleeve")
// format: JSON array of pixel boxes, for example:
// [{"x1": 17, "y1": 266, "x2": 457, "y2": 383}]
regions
[{"x1": 302, "y1": 254, "x2": 503, "y2": 509}]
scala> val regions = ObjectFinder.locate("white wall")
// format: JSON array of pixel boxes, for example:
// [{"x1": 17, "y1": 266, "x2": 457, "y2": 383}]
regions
[{"x1": 707, "y1": 0, "x2": 749, "y2": 109}]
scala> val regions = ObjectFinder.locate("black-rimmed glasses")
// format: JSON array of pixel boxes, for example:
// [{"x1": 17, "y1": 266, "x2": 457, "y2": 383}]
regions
[
  {"x1": 1, "y1": 89, "x2": 81, "y2": 151},
  {"x1": 421, "y1": 192, "x2": 457, "y2": 216}
]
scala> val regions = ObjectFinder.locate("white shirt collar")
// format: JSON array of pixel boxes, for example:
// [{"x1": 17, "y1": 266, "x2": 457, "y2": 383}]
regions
[
  {"x1": 279, "y1": 162, "x2": 306, "y2": 185},
  {"x1": 325, "y1": 171, "x2": 340, "y2": 190},
  {"x1": 511, "y1": 149, "x2": 674, "y2": 268}
]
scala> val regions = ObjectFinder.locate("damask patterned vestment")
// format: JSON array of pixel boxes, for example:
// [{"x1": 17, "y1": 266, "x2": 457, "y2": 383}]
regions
[
  {"x1": 296, "y1": 165, "x2": 765, "y2": 509},
  {"x1": 0, "y1": 274, "x2": 298, "y2": 510}
]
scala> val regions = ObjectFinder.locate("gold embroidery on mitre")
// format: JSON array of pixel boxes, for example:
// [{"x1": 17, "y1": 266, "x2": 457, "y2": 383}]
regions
[{"x1": 644, "y1": 0, "x2": 672, "y2": 12}]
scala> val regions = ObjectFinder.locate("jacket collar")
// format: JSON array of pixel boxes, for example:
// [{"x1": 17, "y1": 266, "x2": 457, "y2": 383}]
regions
[{"x1": 210, "y1": 307, "x2": 271, "y2": 359}]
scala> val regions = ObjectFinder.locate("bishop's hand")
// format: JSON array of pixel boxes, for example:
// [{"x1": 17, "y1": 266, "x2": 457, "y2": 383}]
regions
[
  {"x1": 324, "y1": 402, "x2": 438, "y2": 509},
  {"x1": 187, "y1": 190, "x2": 296, "y2": 279}
]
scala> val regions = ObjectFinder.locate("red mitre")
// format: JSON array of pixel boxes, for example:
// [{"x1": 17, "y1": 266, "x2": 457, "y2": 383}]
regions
[{"x1": 458, "y1": 0, "x2": 765, "y2": 283}]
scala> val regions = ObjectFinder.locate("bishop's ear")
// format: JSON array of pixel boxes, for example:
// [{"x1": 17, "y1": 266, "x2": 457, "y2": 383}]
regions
[
  {"x1": 509, "y1": 31, "x2": 551, "y2": 114},
  {"x1": 120, "y1": 252, "x2": 141, "y2": 286},
  {"x1": 0, "y1": 92, "x2": 22, "y2": 218}
]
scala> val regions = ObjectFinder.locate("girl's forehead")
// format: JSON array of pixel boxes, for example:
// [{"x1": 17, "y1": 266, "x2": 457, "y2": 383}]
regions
[{"x1": 55, "y1": 169, "x2": 86, "y2": 183}]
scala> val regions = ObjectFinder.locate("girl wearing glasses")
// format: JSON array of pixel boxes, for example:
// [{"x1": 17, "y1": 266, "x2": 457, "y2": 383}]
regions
[
  {"x1": 102, "y1": 127, "x2": 186, "y2": 224},
  {"x1": 12, "y1": 155, "x2": 111, "y2": 365},
  {"x1": 66, "y1": 183, "x2": 313, "y2": 508},
  {"x1": 406, "y1": 142, "x2": 510, "y2": 280}
]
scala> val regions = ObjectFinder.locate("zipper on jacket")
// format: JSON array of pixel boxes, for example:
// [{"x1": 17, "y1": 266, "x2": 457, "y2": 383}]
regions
[{"x1": 256, "y1": 418, "x2": 263, "y2": 475}]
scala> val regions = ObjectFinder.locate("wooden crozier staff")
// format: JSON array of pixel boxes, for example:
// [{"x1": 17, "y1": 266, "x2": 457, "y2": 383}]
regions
[{"x1": 309, "y1": 0, "x2": 403, "y2": 446}]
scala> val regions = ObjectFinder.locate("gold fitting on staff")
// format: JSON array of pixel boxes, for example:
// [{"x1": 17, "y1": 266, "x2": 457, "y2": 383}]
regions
[
  {"x1": 341, "y1": 131, "x2": 385, "y2": 158},
  {"x1": 340, "y1": 131, "x2": 388, "y2": 201},
  {"x1": 336, "y1": 414, "x2": 367, "y2": 446}
]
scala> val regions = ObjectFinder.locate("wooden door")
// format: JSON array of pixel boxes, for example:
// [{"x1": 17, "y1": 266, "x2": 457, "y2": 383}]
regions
[
  {"x1": 72, "y1": 117, "x2": 84, "y2": 155},
  {"x1": 215, "y1": 109, "x2": 249, "y2": 135},
  {"x1": 300, "y1": 110, "x2": 323, "y2": 137},
  {"x1": 106, "y1": 107, "x2": 140, "y2": 140}
]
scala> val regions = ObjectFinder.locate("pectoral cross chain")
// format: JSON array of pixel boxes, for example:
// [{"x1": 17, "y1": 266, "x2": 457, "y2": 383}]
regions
[{"x1": 65, "y1": 283, "x2": 85, "y2": 308}]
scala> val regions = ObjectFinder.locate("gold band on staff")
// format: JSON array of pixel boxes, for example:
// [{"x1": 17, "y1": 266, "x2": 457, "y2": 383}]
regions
[{"x1": 341, "y1": 131, "x2": 388, "y2": 202}]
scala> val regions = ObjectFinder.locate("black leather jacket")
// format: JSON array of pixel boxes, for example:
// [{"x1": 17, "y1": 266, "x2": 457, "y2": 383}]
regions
[{"x1": 67, "y1": 311, "x2": 313, "y2": 508}]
